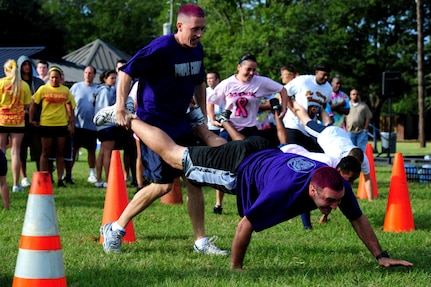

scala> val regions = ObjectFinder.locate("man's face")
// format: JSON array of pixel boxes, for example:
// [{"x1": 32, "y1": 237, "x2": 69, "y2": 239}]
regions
[
  {"x1": 310, "y1": 185, "x2": 344, "y2": 216},
  {"x1": 281, "y1": 70, "x2": 295, "y2": 84},
  {"x1": 206, "y1": 73, "x2": 219, "y2": 89},
  {"x1": 176, "y1": 16, "x2": 206, "y2": 48},
  {"x1": 84, "y1": 67, "x2": 96, "y2": 83},
  {"x1": 331, "y1": 78, "x2": 341, "y2": 93},
  {"x1": 37, "y1": 63, "x2": 48, "y2": 77},
  {"x1": 350, "y1": 90, "x2": 359, "y2": 103},
  {"x1": 315, "y1": 70, "x2": 330, "y2": 85}
]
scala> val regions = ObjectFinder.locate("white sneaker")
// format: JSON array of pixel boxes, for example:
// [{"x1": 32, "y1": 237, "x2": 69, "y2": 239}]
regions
[
  {"x1": 12, "y1": 185, "x2": 24, "y2": 192},
  {"x1": 193, "y1": 236, "x2": 230, "y2": 256},
  {"x1": 95, "y1": 181, "x2": 106, "y2": 188},
  {"x1": 87, "y1": 175, "x2": 97, "y2": 183},
  {"x1": 21, "y1": 178, "x2": 31, "y2": 188},
  {"x1": 93, "y1": 97, "x2": 135, "y2": 126}
]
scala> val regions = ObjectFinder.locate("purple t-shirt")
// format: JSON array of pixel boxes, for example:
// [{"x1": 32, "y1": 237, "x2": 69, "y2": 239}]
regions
[
  {"x1": 121, "y1": 34, "x2": 205, "y2": 138},
  {"x1": 236, "y1": 150, "x2": 362, "y2": 232}
]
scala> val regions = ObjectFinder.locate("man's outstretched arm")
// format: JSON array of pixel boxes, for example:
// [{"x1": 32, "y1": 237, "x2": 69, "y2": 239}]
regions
[{"x1": 350, "y1": 214, "x2": 413, "y2": 267}]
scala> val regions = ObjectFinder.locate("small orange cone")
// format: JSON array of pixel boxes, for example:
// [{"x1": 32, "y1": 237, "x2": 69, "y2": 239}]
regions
[
  {"x1": 356, "y1": 144, "x2": 379, "y2": 199},
  {"x1": 100, "y1": 150, "x2": 136, "y2": 243},
  {"x1": 161, "y1": 177, "x2": 183, "y2": 205},
  {"x1": 366, "y1": 143, "x2": 379, "y2": 198},
  {"x1": 356, "y1": 172, "x2": 367, "y2": 199},
  {"x1": 383, "y1": 153, "x2": 415, "y2": 232},
  {"x1": 13, "y1": 171, "x2": 67, "y2": 287}
]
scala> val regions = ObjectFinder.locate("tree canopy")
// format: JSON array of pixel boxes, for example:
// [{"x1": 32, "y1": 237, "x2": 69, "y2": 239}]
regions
[{"x1": 1, "y1": 0, "x2": 430, "y2": 128}]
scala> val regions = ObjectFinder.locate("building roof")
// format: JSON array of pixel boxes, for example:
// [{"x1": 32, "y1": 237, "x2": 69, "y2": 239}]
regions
[
  {"x1": 0, "y1": 46, "x2": 45, "y2": 78},
  {"x1": 1, "y1": 39, "x2": 131, "y2": 84},
  {"x1": 62, "y1": 39, "x2": 131, "y2": 72}
]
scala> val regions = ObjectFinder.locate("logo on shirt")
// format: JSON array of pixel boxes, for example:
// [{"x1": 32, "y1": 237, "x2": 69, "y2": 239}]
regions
[
  {"x1": 287, "y1": 157, "x2": 316, "y2": 173},
  {"x1": 175, "y1": 61, "x2": 202, "y2": 77}
]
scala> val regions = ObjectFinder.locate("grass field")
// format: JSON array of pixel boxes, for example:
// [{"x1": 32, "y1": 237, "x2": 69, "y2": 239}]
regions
[{"x1": 0, "y1": 141, "x2": 430, "y2": 286}]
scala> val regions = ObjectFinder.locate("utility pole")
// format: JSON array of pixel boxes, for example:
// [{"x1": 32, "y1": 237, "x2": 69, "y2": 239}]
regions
[
  {"x1": 416, "y1": 0, "x2": 425, "y2": 147},
  {"x1": 163, "y1": 0, "x2": 174, "y2": 35}
]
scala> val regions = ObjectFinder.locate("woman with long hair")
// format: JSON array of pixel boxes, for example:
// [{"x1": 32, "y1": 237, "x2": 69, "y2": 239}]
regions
[{"x1": 0, "y1": 59, "x2": 32, "y2": 192}]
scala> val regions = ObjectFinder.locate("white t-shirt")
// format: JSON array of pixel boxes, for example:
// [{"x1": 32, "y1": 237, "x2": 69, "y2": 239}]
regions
[
  {"x1": 317, "y1": 126, "x2": 370, "y2": 174},
  {"x1": 283, "y1": 75, "x2": 332, "y2": 135},
  {"x1": 208, "y1": 75, "x2": 283, "y2": 131},
  {"x1": 280, "y1": 144, "x2": 339, "y2": 167}
]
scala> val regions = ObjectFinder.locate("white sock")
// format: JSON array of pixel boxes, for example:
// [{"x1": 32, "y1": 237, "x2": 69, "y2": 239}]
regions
[
  {"x1": 111, "y1": 222, "x2": 126, "y2": 232},
  {"x1": 89, "y1": 168, "x2": 95, "y2": 176},
  {"x1": 194, "y1": 237, "x2": 208, "y2": 248}
]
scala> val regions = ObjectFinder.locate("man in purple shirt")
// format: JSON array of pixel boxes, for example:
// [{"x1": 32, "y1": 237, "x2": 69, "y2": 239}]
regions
[
  {"x1": 99, "y1": 3, "x2": 229, "y2": 256},
  {"x1": 95, "y1": 105, "x2": 413, "y2": 271}
]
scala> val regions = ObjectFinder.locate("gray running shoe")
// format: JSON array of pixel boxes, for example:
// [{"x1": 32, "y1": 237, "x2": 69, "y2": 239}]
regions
[
  {"x1": 193, "y1": 236, "x2": 230, "y2": 256},
  {"x1": 187, "y1": 107, "x2": 206, "y2": 129},
  {"x1": 100, "y1": 222, "x2": 126, "y2": 253},
  {"x1": 93, "y1": 97, "x2": 135, "y2": 126},
  {"x1": 215, "y1": 110, "x2": 232, "y2": 123}
]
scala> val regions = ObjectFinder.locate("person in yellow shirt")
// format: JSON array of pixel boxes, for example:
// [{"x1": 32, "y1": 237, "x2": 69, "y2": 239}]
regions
[
  {"x1": 29, "y1": 66, "x2": 75, "y2": 187},
  {"x1": 0, "y1": 59, "x2": 32, "y2": 192}
]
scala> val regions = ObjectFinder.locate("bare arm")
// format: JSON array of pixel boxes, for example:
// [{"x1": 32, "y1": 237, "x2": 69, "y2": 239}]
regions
[
  {"x1": 279, "y1": 87, "x2": 288, "y2": 118},
  {"x1": 364, "y1": 118, "x2": 371, "y2": 131},
  {"x1": 231, "y1": 216, "x2": 254, "y2": 270},
  {"x1": 194, "y1": 82, "x2": 207, "y2": 119},
  {"x1": 363, "y1": 173, "x2": 374, "y2": 201},
  {"x1": 66, "y1": 103, "x2": 75, "y2": 135},
  {"x1": 115, "y1": 70, "x2": 133, "y2": 127},
  {"x1": 207, "y1": 102, "x2": 221, "y2": 128},
  {"x1": 29, "y1": 101, "x2": 39, "y2": 127},
  {"x1": 350, "y1": 214, "x2": 413, "y2": 267}
]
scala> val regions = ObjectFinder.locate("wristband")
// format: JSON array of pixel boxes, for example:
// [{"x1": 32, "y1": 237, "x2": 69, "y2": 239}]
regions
[{"x1": 375, "y1": 251, "x2": 390, "y2": 261}]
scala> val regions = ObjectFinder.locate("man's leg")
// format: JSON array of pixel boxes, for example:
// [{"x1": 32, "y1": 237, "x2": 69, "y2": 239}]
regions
[
  {"x1": 184, "y1": 178, "x2": 230, "y2": 255},
  {"x1": 130, "y1": 118, "x2": 185, "y2": 170},
  {"x1": 101, "y1": 182, "x2": 172, "y2": 253}
]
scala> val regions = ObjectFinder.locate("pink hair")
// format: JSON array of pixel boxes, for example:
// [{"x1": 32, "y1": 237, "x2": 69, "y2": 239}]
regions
[
  {"x1": 178, "y1": 4, "x2": 205, "y2": 18},
  {"x1": 311, "y1": 166, "x2": 344, "y2": 192}
]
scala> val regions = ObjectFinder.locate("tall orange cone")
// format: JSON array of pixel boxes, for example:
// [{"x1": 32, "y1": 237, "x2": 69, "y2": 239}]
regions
[
  {"x1": 383, "y1": 152, "x2": 415, "y2": 232},
  {"x1": 161, "y1": 177, "x2": 183, "y2": 205},
  {"x1": 366, "y1": 143, "x2": 379, "y2": 198},
  {"x1": 13, "y1": 171, "x2": 67, "y2": 287},
  {"x1": 100, "y1": 150, "x2": 136, "y2": 243}
]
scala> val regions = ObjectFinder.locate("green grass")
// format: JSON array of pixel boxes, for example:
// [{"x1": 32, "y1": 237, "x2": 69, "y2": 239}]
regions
[{"x1": 1, "y1": 141, "x2": 431, "y2": 287}]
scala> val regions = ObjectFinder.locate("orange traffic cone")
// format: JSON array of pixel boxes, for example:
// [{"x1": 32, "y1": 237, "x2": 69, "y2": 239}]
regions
[
  {"x1": 100, "y1": 150, "x2": 136, "y2": 243},
  {"x1": 356, "y1": 172, "x2": 367, "y2": 200},
  {"x1": 383, "y1": 153, "x2": 415, "y2": 232},
  {"x1": 356, "y1": 144, "x2": 379, "y2": 199},
  {"x1": 366, "y1": 143, "x2": 379, "y2": 198},
  {"x1": 161, "y1": 177, "x2": 183, "y2": 205},
  {"x1": 13, "y1": 171, "x2": 67, "y2": 287}
]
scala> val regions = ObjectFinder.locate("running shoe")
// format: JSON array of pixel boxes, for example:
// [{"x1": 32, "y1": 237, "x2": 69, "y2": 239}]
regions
[
  {"x1": 93, "y1": 97, "x2": 135, "y2": 126},
  {"x1": 87, "y1": 175, "x2": 97, "y2": 184},
  {"x1": 100, "y1": 222, "x2": 126, "y2": 253},
  {"x1": 21, "y1": 178, "x2": 31, "y2": 188},
  {"x1": 12, "y1": 185, "x2": 24, "y2": 192},
  {"x1": 193, "y1": 236, "x2": 230, "y2": 256},
  {"x1": 213, "y1": 205, "x2": 223, "y2": 215},
  {"x1": 94, "y1": 181, "x2": 106, "y2": 188}
]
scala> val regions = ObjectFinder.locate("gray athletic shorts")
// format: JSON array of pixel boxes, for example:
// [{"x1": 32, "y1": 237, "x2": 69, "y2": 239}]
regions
[{"x1": 182, "y1": 136, "x2": 271, "y2": 194}]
